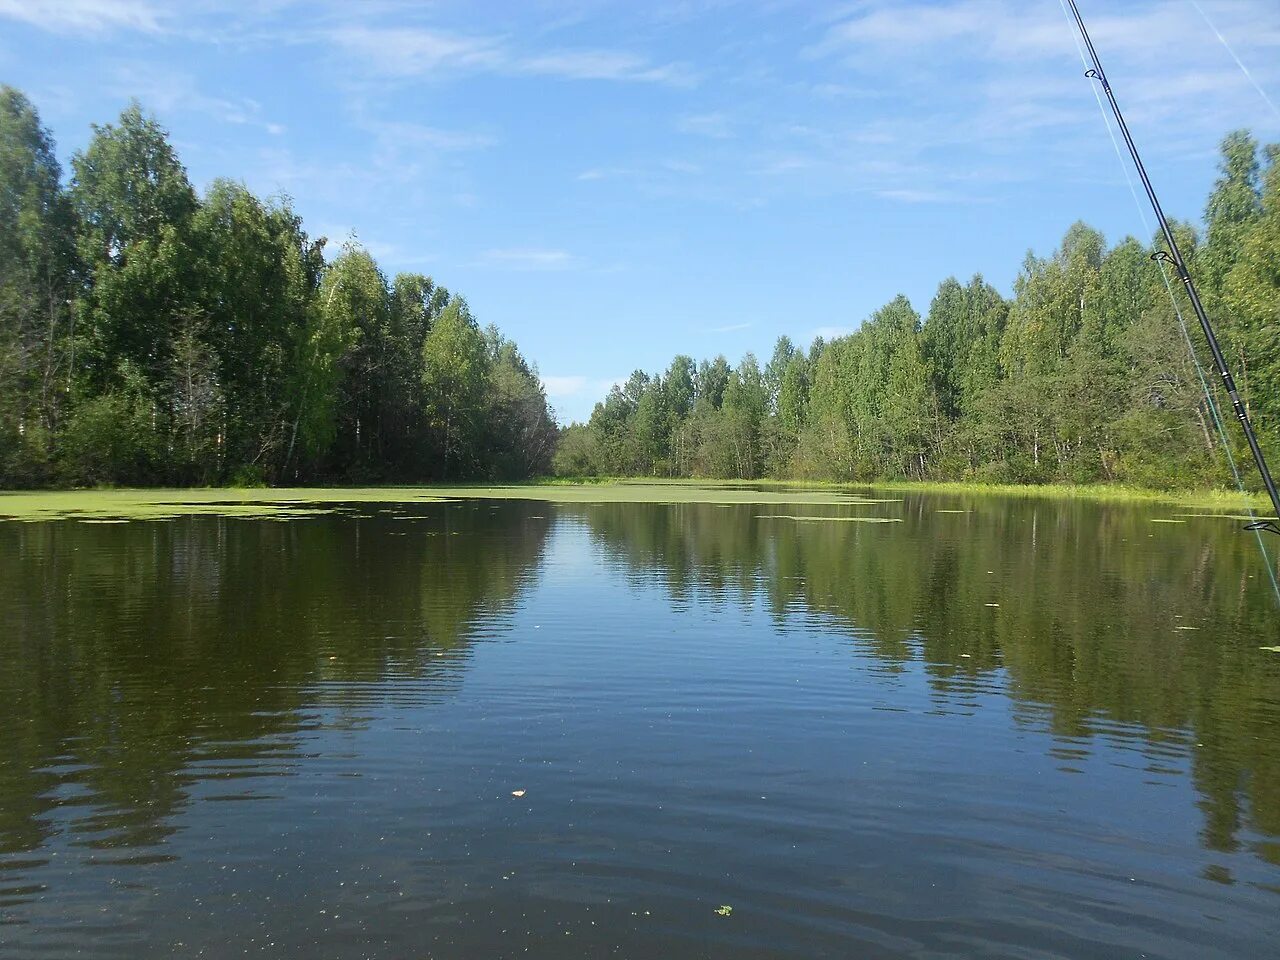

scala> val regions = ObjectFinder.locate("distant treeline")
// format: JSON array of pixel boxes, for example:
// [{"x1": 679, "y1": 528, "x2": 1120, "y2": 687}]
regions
[
  {"x1": 557, "y1": 133, "x2": 1280, "y2": 490},
  {"x1": 0, "y1": 87, "x2": 555, "y2": 487}
]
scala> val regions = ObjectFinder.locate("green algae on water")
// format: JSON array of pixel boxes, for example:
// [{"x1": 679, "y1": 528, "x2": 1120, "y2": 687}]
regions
[{"x1": 0, "y1": 483, "x2": 893, "y2": 522}]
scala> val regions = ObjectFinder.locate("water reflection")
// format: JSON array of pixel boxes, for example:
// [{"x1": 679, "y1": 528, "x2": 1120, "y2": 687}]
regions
[
  {"x1": 0, "y1": 502, "x2": 551, "y2": 872},
  {"x1": 3, "y1": 492, "x2": 1280, "y2": 958},
  {"x1": 570, "y1": 495, "x2": 1280, "y2": 865}
]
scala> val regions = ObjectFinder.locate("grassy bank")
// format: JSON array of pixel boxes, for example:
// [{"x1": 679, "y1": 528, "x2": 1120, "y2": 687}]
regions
[{"x1": 540, "y1": 476, "x2": 1276, "y2": 512}]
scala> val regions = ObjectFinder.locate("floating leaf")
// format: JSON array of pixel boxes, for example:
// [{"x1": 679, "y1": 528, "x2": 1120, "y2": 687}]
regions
[
  {"x1": 511, "y1": 789, "x2": 526, "y2": 798},
  {"x1": 715, "y1": 905, "x2": 733, "y2": 917},
  {"x1": 1260, "y1": 646, "x2": 1280, "y2": 653}
]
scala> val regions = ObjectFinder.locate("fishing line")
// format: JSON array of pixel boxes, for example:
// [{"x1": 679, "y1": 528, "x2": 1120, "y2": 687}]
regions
[
  {"x1": 1056, "y1": 0, "x2": 1280, "y2": 604},
  {"x1": 1189, "y1": 0, "x2": 1280, "y2": 121}
]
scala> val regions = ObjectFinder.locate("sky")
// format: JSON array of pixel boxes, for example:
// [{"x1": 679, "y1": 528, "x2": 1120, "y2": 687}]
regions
[{"x1": 2, "y1": 0, "x2": 1280, "y2": 423}]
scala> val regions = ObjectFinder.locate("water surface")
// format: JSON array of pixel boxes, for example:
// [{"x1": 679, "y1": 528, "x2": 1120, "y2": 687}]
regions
[{"x1": 2, "y1": 490, "x2": 1279, "y2": 958}]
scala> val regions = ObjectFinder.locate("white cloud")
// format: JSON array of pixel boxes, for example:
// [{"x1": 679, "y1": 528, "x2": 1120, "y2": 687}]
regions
[
  {"x1": 0, "y1": 0, "x2": 163, "y2": 34},
  {"x1": 677, "y1": 111, "x2": 734, "y2": 138},
  {"x1": 661, "y1": 158, "x2": 702, "y2": 174},
  {"x1": 108, "y1": 64, "x2": 284, "y2": 135},
  {"x1": 521, "y1": 50, "x2": 693, "y2": 85},
  {"x1": 705, "y1": 322, "x2": 752, "y2": 333},
  {"x1": 542, "y1": 375, "x2": 628, "y2": 422},
  {"x1": 330, "y1": 24, "x2": 692, "y2": 86},
  {"x1": 358, "y1": 117, "x2": 496, "y2": 153},
  {"x1": 759, "y1": 0, "x2": 1280, "y2": 205},
  {"x1": 480, "y1": 247, "x2": 577, "y2": 270},
  {"x1": 331, "y1": 26, "x2": 503, "y2": 78},
  {"x1": 541, "y1": 375, "x2": 588, "y2": 398},
  {"x1": 875, "y1": 187, "x2": 976, "y2": 204}
]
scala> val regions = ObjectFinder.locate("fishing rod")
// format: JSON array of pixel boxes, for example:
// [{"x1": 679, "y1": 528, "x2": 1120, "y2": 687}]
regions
[{"x1": 1065, "y1": 0, "x2": 1280, "y2": 535}]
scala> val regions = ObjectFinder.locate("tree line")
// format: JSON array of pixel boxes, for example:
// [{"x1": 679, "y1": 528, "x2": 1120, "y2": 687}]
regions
[
  {"x1": 557, "y1": 132, "x2": 1280, "y2": 490},
  {"x1": 0, "y1": 86, "x2": 556, "y2": 487}
]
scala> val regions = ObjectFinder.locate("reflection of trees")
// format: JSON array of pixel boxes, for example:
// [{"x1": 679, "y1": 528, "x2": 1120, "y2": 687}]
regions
[
  {"x1": 0, "y1": 503, "x2": 550, "y2": 861},
  {"x1": 573, "y1": 496, "x2": 1280, "y2": 862}
]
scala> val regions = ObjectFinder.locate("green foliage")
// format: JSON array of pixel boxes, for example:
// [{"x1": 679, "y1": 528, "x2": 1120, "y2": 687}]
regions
[
  {"x1": 1202, "y1": 130, "x2": 1262, "y2": 299},
  {"x1": 58, "y1": 362, "x2": 160, "y2": 485},
  {"x1": 483, "y1": 334, "x2": 557, "y2": 479},
  {"x1": 557, "y1": 134, "x2": 1280, "y2": 495},
  {"x1": 70, "y1": 102, "x2": 199, "y2": 393},
  {"x1": 1223, "y1": 144, "x2": 1280, "y2": 454},
  {"x1": 421, "y1": 298, "x2": 490, "y2": 478},
  {"x1": 0, "y1": 90, "x2": 554, "y2": 488},
  {"x1": 0, "y1": 87, "x2": 76, "y2": 480}
]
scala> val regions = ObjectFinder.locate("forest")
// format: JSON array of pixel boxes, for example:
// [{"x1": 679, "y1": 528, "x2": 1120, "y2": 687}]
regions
[
  {"x1": 557, "y1": 132, "x2": 1280, "y2": 491},
  {"x1": 0, "y1": 86, "x2": 556, "y2": 487},
  {"x1": 5, "y1": 78, "x2": 1280, "y2": 493}
]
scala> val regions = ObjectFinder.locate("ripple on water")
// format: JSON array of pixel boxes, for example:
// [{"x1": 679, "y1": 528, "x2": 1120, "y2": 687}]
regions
[{"x1": 2, "y1": 499, "x2": 1280, "y2": 959}]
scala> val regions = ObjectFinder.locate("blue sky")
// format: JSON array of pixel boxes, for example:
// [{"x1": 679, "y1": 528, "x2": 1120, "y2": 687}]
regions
[{"x1": 2, "y1": 0, "x2": 1279, "y2": 423}]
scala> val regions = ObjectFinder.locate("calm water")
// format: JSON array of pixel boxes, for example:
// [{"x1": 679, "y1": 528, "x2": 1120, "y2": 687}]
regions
[{"x1": 3, "y1": 492, "x2": 1280, "y2": 959}]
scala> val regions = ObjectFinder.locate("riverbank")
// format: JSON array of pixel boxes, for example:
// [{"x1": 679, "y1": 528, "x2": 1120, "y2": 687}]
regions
[{"x1": 539, "y1": 477, "x2": 1277, "y2": 511}]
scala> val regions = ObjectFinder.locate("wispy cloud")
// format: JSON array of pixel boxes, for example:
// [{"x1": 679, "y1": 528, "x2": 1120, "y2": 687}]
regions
[
  {"x1": 331, "y1": 24, "x2": 693, "y2": 86},
  {"x1": 331, "y1": 26, "x2": 502, "y2": 78},
  {"x1": 480, "y1": 247, "x2": 577, "y2": 271},
  {"x1": 541, "y1": 374, "x2": 627, "y2": 422},
  {"x1": 0, "y1": 0, "x2": 163, "y2": 34},
  {"x1": 752, "y1": 0, "x2": 1280, "y2": 206},
  {"x1": 812, "y1": 0, "x2": 1280, "y2": 136},
  {"x1": 541, "y1": 375, "x2": 588, "y2": 398},
  {"x1": 677, "y1": 111, "x2": 734, "y2": 138},
  {"x1": 875, "y1": 187, "x2": 979, "y2": 204},
  {"x1": 312, "y1": 228, "x2": 410, "y2": 266},
  {"x1": 522, "y1": 50, "x2": 693, "y2": 85},
  {"x1": 704, "y1": 321, "x2": 753, "y2": 334},
  {"x1": 108, "y1": 63, "x2": 285, "y2": 135},
  {"x1": 357, "y1": 116, "x2": 496, "y2": 153}
]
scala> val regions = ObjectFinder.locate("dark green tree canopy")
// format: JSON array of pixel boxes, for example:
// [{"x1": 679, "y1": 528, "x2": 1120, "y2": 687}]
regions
[{"x1": 0, "y1": 89, "x2": 555, "y2": 488}]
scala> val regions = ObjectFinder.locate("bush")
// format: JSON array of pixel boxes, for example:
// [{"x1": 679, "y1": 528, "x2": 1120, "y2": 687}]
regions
[{"x1": 59, "y1": 390, "x2": 160, "y2": 485}]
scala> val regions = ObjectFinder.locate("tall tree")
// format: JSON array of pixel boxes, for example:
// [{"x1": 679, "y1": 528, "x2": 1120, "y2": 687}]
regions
[
  {"x1": 421, "y1": 297, "x2": 489, "y2": 478},
  {"x1": 1223, "y1": 145, "x2": 1280, "y2": 451},
  {"x1": 1201, "y1": 130, "x2": 1262, "y2": 300},
  {"x1": 193, "y1": 180, "x2": 322, "y2": 478},
  {"x1": 0, "y1": 87, "x2": 75, "y2": 482},
  {"x1": 70, "y1": 103, "x2": 198, "y2": 394},
  {"x1": 321, "y1": 246, "x2": 390, "y2": 475},
  {"x1": 483, "y1": 333, "x2": 556, "y2": 479}
]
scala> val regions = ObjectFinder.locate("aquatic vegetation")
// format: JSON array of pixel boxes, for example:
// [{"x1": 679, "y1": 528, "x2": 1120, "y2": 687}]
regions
[
  {"x1": 0, "y1": 488, "x2": 456, "y2": 522},
  {"x1": 0, "y1": 483, "x2": 889, "y2": 521}
]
